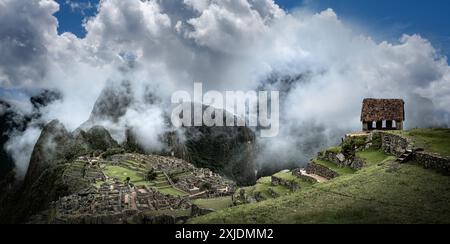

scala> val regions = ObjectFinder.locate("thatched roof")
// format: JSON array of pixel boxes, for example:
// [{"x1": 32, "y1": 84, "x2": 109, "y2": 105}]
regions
[{"x1": 361, "y1": 98, "x2": 405, "y2": 122}]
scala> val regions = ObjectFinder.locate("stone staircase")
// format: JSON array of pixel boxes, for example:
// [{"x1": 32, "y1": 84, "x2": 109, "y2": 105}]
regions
[{"x1": 396, "y1": 149, "x2": 414, "y2": 164}]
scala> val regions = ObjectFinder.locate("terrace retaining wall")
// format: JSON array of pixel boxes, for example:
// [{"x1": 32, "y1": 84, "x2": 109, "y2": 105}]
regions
[
  {"x1": 375, "y1": 132, "x2": 412, "y2": 156},
  {"x1": 319, "y1": 151, "x2": 365, "y2": 170},
  {"x1": 414, "y1": 152, "x2": 450, "y2": 176},
  {"x1": 305, "y1": 163, "x2": 339, "y2": 180},
  {"x1": 271, "y1": 176, "x2": 299, "y2": 191}
]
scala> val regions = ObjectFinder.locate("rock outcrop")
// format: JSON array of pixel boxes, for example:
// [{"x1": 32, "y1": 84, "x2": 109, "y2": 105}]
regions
[{"x1": 25, "y1": 120, "x2": 73, "y2": 186}]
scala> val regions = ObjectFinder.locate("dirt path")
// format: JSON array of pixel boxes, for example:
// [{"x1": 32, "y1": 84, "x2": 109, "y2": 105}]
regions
[{"x1": 300, "y1": 170, "x2": 328, "y2": 183}]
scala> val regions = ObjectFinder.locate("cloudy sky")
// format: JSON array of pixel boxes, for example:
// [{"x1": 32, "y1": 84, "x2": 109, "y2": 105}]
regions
[
  {"x1": 1, "y1": 0, "x2": 450, "y2": 177},
  {"x1": 56, "y1": 0, "x2": 450, "y2": 56}
]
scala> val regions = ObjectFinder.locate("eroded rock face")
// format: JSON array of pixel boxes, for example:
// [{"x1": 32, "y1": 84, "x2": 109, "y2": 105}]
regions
[
  {"x1": 89, "y1": 80, "x2": 133, "y2": 123},
  {"x1": 77, "y1": 126, "x2": 119, "y2": 151}
]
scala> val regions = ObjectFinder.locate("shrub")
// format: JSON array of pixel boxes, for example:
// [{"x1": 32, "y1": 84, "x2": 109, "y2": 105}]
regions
[
  {"x1": 145, "y1": 169, "x2": 157, "y2": 181},
  {"x1": 371, "y1": 133, "x2": 382, "y2": 149},
  {"x1": 200, "y1": 182, "x2": 212, "y2": 191}
]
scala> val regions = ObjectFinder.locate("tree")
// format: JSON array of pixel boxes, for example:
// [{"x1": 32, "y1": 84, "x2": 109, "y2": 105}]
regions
[{"x1": 145, "y1": 169, "x2": 157, "y2": 181}]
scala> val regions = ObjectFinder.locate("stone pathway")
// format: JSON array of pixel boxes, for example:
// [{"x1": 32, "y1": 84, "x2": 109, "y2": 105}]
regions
[{"x1": 300, "y1": 169, "x2": 328, "y2": 183}]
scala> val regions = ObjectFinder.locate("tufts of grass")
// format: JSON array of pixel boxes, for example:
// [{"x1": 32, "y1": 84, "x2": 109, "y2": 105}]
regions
[
  {"x1": 326, "y1": 147, "x2": 342, "y2": 154},
  {"x1": 357, "y1": 149, "x2": 390, "y2": 166}
]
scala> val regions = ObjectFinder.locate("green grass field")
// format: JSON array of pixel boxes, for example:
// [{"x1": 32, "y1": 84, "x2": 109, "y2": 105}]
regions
[
  {"x1": 104, "y1": 165, "x2": 146, "y2": 184},
  {"x1": 357, "y1": 149, "x2": 392, "y2": 166},
  {"x1": 191, "y1": 150, "x2": 450, "y2": 224}
]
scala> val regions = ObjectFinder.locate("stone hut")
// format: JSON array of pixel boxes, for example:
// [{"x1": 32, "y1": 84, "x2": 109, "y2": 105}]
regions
[{"x1": 361, "y1": 98, "x2": 405, "y2": 131}]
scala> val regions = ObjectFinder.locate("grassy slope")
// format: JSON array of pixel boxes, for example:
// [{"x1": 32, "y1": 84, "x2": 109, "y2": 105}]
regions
[
  {"x1": 272, "y1": 172, "x2": 314, "y2": 188},
  {"x1": 390, "y1": 128, "x2": 450, "y2": 157},
  {"x1": 191, "y1": 151, "x2": 450, "y2": 224},
  {"x1": 357, "y1": 149, "x2": 391, "y2": 166},
  {"x1": 193, "y1": 197, "x2": 233, "y2": 211}
]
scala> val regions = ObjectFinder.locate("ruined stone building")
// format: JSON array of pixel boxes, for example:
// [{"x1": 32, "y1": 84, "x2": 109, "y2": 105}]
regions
[{"x1": 361, "y1": 98, "x2": 405, "y2": 131}]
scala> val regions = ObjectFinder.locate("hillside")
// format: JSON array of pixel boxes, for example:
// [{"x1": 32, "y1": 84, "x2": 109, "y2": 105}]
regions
[{"x1": 190, "y1": 130, "x2": 450, "y2": 224}]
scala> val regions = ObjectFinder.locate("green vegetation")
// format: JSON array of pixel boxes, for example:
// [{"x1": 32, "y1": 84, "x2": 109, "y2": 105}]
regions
[
  {"x1": 357, "y1": 149, "x2": 391, "y2": 166},
  {"x1": 191, "y1": 153, "x2": 450, "y2": 224},
  {"x1": 313, "y1": 159, "x2": 356, "y2": 175},
  {"x1": 193, "y1": 197, "x2": 233, "y2": 211},
  {"x1": 325, "y1": 147, "x2": 342, "y2": 154},
  {"x1": 104, "y1": 165, "x2": 146, "y2": 185},
  {"x1": 391, "y1": 129, "x2": 450, "y2": 157},
  {"x1": 371, "y1": 132, "x2": 382, "y2": 149},
  {"x1": 158, "y1": 187, "x2": 188, "y2": 197}
]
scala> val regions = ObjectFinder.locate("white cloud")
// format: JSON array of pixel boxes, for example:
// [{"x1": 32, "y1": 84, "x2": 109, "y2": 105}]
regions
[
  {"x1": 5, "y1": 127, "x2": 42, "y2": 178},
  {"x1": 65, "y1": 0, "x2": 95, "y2": 16}
]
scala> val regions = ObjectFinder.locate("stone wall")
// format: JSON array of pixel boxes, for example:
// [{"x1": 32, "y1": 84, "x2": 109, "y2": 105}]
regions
[
  {"x1": 305, "y1": 163, "x2": 339, "y2": 180},
  {"x1": 292, "y1": 169, "x2": 317, "y2": 183},
  {"x1": 351, "y1": 157, "x2": 365, "y2": 170},
  {"x1": 271, "y1": 176, "x2": 299, "y2": 191},
  {"x1": 319, "y1": 151, "x2": 364, "y2": 170},
  {"x1": 376, "y1": 132, "x2": 412, "y2": 156},
  {"x1": 414, "y1": 152, "x2": 450, "y2": 176}
]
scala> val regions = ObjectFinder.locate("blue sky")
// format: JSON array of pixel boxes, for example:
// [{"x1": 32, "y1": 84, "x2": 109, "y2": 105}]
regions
[{"x1": 55, "y1": 0, "x2": 450, "y2": 57}]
